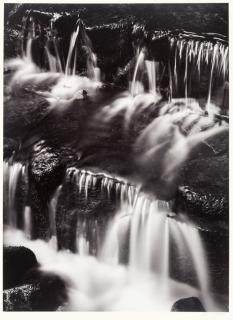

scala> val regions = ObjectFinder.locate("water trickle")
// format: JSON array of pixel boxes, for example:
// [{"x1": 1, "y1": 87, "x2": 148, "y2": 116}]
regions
[
  {"x1": 184, "y1": 42, "x2": 189, "y2": 102},
  {"x1": 65, "y1": 24, "x2": 80, "y2": 76},
  {"x1": 145, "y1": 60, "x2": 160, "y2": 96},
  {"x1": 206, "y1": 43, "x2": 219, "y2": 113},
  {"x1": 25, "y1": 38, "x2": 33, "y2": 62},
  {"x1": 45, "y1": 42, "x2": 63, "y2": 73},
  {"x1": 170, "y1": 37, "x2": 228, "y2": 106},
  {"x1": 4, "y1": 161, "x2": 25, "y2": 228},
  {"x1": 48, "y1": 185, "x2": 62, "y2": 237},
  {"x1": 23, "y1": 206, "x2": 32, "y2": 239},
  {"x1": 66, "y1": 168, "x2": 138, "y2": 207},
  {"x1": 130, "y1": 50, "x2": 145, "y2": 96}
]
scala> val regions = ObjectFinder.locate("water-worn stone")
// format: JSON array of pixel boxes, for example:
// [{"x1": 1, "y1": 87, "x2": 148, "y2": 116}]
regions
[
  {"x1": 3, "y1": 271, "x2": 67, "y2": 311},
  {"x1": 3, "y1": 137, "x2": 20, "y2": 159},
  {"x1": 56, "y1": 171, "x2": 118, "y2": 253},
  {"x1": 3, "y1": 246, "x2": 38, "y2": 289},
  {"x1": 4, "y1": 91, "x2": 50, "y2": 139},
  {"x1": 171, "y1": 297, "x2": 206, "y2": 312},
  {"x1": 3, "y1": 283, "x2": 39, "y2": 311}
]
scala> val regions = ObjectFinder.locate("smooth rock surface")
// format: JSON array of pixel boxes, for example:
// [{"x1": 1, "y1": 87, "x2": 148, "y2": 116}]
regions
[
  {"x1": 171, "y1": 297, "x2": 206, "y2": 312},
  {"x1": 3, "y1": 271, "x2": 67, "y2": 311},
  {"x1": 3, "y1": 246, "x2": 38, "y2": 290}
]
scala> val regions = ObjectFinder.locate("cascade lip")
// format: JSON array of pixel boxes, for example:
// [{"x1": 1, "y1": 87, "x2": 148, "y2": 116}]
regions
[
  {"x1": 65, "y1": 167, "x2": 227, "y2": 234},
  {"x1": 66, "y1": 166, "x2": 135, "y2": 187}
]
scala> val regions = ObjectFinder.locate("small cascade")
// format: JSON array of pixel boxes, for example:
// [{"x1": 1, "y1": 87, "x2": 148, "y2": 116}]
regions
[
  {"x1": 3, "y1": 161, "x2": 220, "y2": 311},
  {"x1": 4, "y1": 161, "x2": 25, "y2": 228},
  {"x1": 75, "y1": 217, "x2": 96, "y2": 256},
  {"x1": 146, "y1": 60, "x2": 160, "y2": 95},
  {"x1": 45, "y1": 42, "x2": 63, "y2": 73},
  {"x1": 169, "y1": 37, "x2": 229, "y2": 106},
  {"x1": 25, "y1": 38, "x2": 33, "y2": 62},
  {"x1": 206, "y1": 43, "x2": 219, "y2": 114},
  {"x1": 4, "y1": 187, "x2": 218, "y2": 311},
  {"x1": 87, "y1": 51, "x2": 101, "y2": 81},
  {"x1": 66, "y1": 167, "x2": 139, "y2": 207},
  {"x1": 130, "y1": 49, "x2": 145, "y2": 96},
  {"x1": 23, "y1": 206, "x2": 32, "y2": 239},
  {"x1": 3, "y1": 11, "x2": 229, "y2": 312},
  {"x1": 48, "y1": 185, "x2": 62, "y2": 238},
  {"x1": 3, "y1": 161, "x2": 33, "y2": 238},
  {"x1": 100, "y1": 194, "x2": 213, "y2": 308},
  {"x1": 65, "y1": 24, "x2": 80, "y2": 76},
  {"x1": 45, "y1": 45, "x2": 58, "y2": 72}
]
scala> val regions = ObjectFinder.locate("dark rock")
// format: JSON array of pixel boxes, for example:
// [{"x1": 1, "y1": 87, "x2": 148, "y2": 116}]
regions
[
  {"x1": 3, "y1": 271, "x2": 67, "y2": 311},
  {"x1": 24, "y1": 271, "x2": 68, "y2": 311},
  {"x1": 28, "y1": 141, "x2": 65, "y2": 239},
  {"x1": 171, "y1": 297, "x2": 206, "y2": 312},
  {"x1": 3, "y1": 246, "x2": 38, "y2": 290},
  {"x1": 56, "y1": 170, "x2": 118, "y2": 253},
  {"x1": 4, "y1": 91, "x2": 50, "y2": 139},
  {"x1": 3, "y1": 283, "x2": 39, "y2": 311},
  {"x1": 172, "y1": 129, "x2": 229, "y2": 228},
  {"x1": 177, "y1": 186, "x2": 228, "y2": 221},
  {"x1": 3, "y1": 137, "x2": 20, "y2": 159}
]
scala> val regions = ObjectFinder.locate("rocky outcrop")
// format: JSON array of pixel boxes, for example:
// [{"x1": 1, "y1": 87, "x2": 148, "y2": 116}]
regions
[
  {"x1": 3, "y1": 271, "x2": 67, "y2": 311},
  {"x1": 3, "y1": 246, "x2": 38, "y2": 290},
  {"x1": 175, "y1": 130, "x2": 229, "y2": 231}
]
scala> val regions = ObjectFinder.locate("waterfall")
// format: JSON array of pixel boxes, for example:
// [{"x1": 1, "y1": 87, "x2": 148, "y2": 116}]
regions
[
  {"x1": 45, "y1": 46, "x2": 58, "y2": 72},
  {"x1": 45, "y1": 42, "x2": 63, "y2": 73},
  {"x1": 3, "y1": 161, "x2": 32, "y2": 238},
  {"x1": 100, "y1": 195, "x2": 213, "y2": 308},
  {"x1": 130, "y1": 50, "x2": 145, "y2": 96},
  {"x1": 48, "y1": 185, "x2": 62, "y2": 238},
  {"x1": 145, "y1": 60, "x2": 160, "y2": 96},
  {"x1": 87, "y1": 52, "x2": 101, "y2": 81},
  {"x1": 4, "y1": 161, "x2": 25, "y2": 228},
  {"x1": 66, "y1": 167, "x2": 139, "y2": 207},
  {"x1": 23, "y1": 206, "x2": 32, "y2": 239},
  {"x1": 65, "y1": 25, "x2": 80, "y2": 76},
  {"x1": 4, "y1": 14, "x2": 229, "y2": 311},
  {"x1": 4, "y1": 189, "x2": 218, "y2": 311},
  {"x1": 206, "y1": 43, "x2": 218, "y2": 113},
  {"x1": 25, "y1": 38, "x2": 33, "y2": 62},
  {"x1": 170, "y1": 37, "x2": 228, "y2": 107}
]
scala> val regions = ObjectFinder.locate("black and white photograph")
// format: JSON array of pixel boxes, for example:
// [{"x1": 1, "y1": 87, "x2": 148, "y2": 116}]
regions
[{"x1": 2, "y1": 1, "x2": 229, "y2": 312}]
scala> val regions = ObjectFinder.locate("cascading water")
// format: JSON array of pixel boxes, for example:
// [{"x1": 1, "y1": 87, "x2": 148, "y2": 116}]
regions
[
  {"x1": 4, "y1": 161, "x2": 25, "y2": 229},
  {"x1": 130, "y1": 49, "x2": 145, "y2": 96},
  {"x1": 3, "y1": 186, "x2": 219, "y2": 311},
  {"x1": 3, "y1": 12, "x2": 229, "y2": 312},
  {"x1": 169, "y1": 37, "x2": 229, "y2": 111},
  {"x1": 65, "y1": 24, "x2": 80, "y2": 76}
]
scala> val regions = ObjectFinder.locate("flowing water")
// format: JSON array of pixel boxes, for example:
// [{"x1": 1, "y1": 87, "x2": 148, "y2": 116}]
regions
[
  {"x1": 3, "y1": 164, "x2": 223, "y2": 311},
  {"x1": 4, "y1": 161, "x2": 26, "y2": 229},
  {"x1": 169, "y1": 37, "x2": 229, "y2": 105},
  {"x1": 3, "y1": 17, "x2": 229, "y2": 311},
  {"x1": 65, "y1": 24, "x2": 80, "y2": 76}
]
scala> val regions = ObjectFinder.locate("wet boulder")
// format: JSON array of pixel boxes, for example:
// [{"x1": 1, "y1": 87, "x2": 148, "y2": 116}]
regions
[
  {"x1": 56, "y1": 167, "x2": 119, "y2": 253},
  {"x1": 3, "y1": 246, "x2": 38, "y2": 290},
  {"x1": 23, "y1": 270, "x2": 68, "y2": 311},
  {"x1": 4, "y1": 91, "x2": 50, "y2": 139},
  {"x1": 171, "y1": 297, "x2": 206, "y2": 312},
  {"x1": 3, "y1": 271, "x2": 67, "y2": 311},
  {"x1": 28, "y1": 141, "x2": 65, "y2": 239},
  {"x1": 3, "y1": 283, "x2": 39, "y2": 311},
  {"x1": 3, "y1": 137, "x2": 20, "y2": 159}
]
